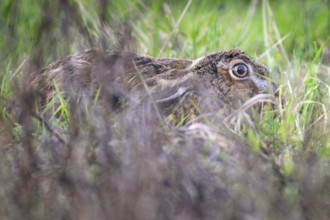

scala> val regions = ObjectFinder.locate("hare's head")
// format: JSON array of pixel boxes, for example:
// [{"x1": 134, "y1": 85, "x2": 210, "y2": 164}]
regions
[{"x1": 190, "y1": 49, "x2": 280, "y2": 106}]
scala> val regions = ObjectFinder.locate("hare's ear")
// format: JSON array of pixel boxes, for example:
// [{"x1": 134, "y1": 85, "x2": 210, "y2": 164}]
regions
[
  {"x1": 155, "y1": 58, "x2": 192, "y2": 70},
  {"x1": 134, "y1": 56, "x2": 154, "y2": 66},
  {"x1": 156, "y1": 86, "x2": 189, "y2": 105}
]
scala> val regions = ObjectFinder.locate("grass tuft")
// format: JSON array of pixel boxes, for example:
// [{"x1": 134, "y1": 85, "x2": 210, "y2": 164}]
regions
[{"x1": 0, "y1": 0, "x2": 330, "y2": 219}]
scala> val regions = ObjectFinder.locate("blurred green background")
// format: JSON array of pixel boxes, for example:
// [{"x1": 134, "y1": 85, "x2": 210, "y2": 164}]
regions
[
  {"x1": 0, "y1": 0, "x2": 329, "y2": 67},
  {"x1": 0, "y1": 1, "x2": 330, "y2": 219}
]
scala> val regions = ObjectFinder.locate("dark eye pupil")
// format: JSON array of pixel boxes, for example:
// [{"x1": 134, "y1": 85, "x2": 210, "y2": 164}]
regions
[{"x1": 237, "y1": 65, "x2": 246, "y2": 75}]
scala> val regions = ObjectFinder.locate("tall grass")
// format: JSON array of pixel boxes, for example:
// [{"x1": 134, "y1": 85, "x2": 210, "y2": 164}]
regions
[{"x1": 0, "y1": 0, "x2": 330, "y2": 219}]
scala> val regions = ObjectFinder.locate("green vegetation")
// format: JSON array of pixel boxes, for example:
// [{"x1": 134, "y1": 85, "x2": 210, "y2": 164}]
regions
[{"x1": 0, "y1": 0, "x2": 330, "y2": 219}]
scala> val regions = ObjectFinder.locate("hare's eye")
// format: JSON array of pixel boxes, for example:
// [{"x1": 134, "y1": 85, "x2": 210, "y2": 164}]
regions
[{"x1": 230, "y1": 63, "x2": 249, "y2": 79}]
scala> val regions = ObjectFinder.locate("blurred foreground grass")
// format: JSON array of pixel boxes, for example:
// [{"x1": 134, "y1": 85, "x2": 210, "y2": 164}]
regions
[{"x1": 0, "y1": 0, "x2": 330, "y2": 219}]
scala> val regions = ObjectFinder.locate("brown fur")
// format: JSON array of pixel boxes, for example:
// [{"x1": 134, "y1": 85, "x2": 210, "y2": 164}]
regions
[{"x1": 32, "y1": 48, "x2": 279, "y2": 121}]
